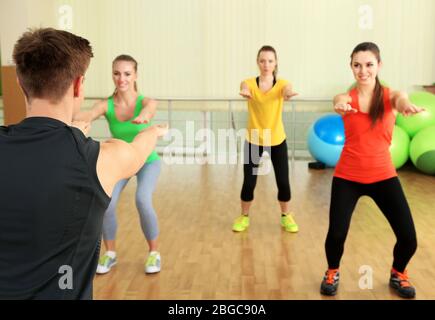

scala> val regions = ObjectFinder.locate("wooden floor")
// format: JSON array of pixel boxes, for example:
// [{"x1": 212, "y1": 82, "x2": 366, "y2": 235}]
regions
[{"x1": 94, "y1": 159, "x2": 435, "y2": 300}]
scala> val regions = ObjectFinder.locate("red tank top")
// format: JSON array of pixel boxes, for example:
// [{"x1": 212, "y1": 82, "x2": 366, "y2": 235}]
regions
[{"x1": 334, "y1": 87, "x2": 397, "y2": 183}]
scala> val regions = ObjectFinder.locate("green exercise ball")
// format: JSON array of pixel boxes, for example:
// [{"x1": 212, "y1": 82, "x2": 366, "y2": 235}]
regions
[
  {"x1": 396, "y1": 91, "x2": 435, "y2": 138},
  {"x1": 409, "y1": 125, "x2": 435, "y2": 175},
  {"x1": 389, "y1": 125, "x2": 410, "y2": 169}
]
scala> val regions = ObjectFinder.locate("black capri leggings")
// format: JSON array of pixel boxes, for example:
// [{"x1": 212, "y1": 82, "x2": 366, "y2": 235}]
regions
[
  {"x1": 241, "y1": 140, "x2": 291, "y2": 202},
  {"x1": 325, "y1": 176, "x2": 417, "y2": 272}
]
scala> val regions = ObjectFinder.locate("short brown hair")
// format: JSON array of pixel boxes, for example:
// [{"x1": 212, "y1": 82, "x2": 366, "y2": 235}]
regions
[{"x1": 13, "y1": 28, "x2": 93, "y2": 103}]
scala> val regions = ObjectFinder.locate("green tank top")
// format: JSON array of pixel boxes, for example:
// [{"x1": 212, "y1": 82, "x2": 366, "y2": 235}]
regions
[{"x1": 105, "y1": 95, "x2": 159, "y2": 164}]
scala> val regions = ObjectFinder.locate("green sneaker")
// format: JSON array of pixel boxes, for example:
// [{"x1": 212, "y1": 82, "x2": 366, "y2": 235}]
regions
[
  {"x1": 281, "y1": 213, "x2": 298, "y2": 233},
  {"x1": 145, "y1": 251, "x2": 161, "y2": 274},
  {"x1": 232, "y1": 215, "x2": 250, "y2": 232},
  {"x1": 96, "y1": 253, "x2": 117, "y2": 274}
]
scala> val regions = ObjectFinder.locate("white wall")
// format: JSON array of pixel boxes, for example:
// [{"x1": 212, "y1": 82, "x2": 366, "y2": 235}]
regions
[
  {"x1": 0, "y1": 0, "x2": 57, "y2": 64},
  {"x1": 1, "y1": 0, "x2": 28, "y2": 65},
  {"x1": 1, "y1": 0, "x2": 434, "y2": 99}
]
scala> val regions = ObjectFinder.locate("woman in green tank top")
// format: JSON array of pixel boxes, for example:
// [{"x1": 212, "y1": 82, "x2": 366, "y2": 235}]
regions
[{"x1": 74, "y1": 55, "x2": 162, "y2": 275}]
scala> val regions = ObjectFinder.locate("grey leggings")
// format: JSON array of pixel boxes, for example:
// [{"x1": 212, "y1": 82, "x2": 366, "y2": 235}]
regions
[{"x1": 102, "y1": 159, "x2": 161, "y2": 242}]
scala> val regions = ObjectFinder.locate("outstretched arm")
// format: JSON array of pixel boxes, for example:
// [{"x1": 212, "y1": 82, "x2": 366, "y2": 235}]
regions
[
  {"x1": 132, "y1": 98, "x2": 158, "y2": 124},
  {"x1": 391, "y1": 91, "x2": 425, "y2": 116},
  {"x1": 239, "y1": 81, "x2": 252, "y2": 99},
  {"x1": 282, "y1": 83, "x2": 298, "y2": 101},
  {"x1": 333, "y1": 93, "x2": 357, "y2": 115},
  {"x1": 74, "y1": 100, "x2": 107, "y2": 123},
  {"x1": 97, "y1": 123, "x2": 168, "y2": 196}
]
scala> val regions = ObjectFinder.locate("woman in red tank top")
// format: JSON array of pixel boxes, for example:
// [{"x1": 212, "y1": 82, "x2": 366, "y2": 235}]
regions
[{"x1": 319, "y1": 42, "x2": 425, "y2": 299}]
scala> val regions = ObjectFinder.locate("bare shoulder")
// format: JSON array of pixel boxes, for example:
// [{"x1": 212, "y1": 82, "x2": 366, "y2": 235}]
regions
[{"x1": 99, "y1": 139, "x2": 135, "y2": 165}]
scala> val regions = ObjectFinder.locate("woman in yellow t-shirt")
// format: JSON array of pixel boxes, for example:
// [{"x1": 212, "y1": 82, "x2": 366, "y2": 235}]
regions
[{"x1": 232, "y1": 45, "x2": 299, "y2": 233}]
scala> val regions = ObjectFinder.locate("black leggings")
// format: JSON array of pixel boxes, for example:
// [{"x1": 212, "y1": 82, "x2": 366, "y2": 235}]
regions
[
  {"x1": 325, "y1": 177, "x2": 417, "y2": 272},
  {"x1": 241, "y1": 140, "x2": 291, "y2": 202}
]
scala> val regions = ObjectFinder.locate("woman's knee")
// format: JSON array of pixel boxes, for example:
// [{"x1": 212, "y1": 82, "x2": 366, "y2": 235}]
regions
[
  {"x1": 398, "y1": 233, "x2": 417, "y2": 251},
  {"x1": 136, "y1": 196, "x2": 153, "y2": 212},
  {"x1": 326, "y1": 231, "x2": 348, "y2": 246}
]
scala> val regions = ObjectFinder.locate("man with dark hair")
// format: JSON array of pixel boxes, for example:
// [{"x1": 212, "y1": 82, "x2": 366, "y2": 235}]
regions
[{"x1": 0, "y1": 28, "x2": 167, "y2": 299}]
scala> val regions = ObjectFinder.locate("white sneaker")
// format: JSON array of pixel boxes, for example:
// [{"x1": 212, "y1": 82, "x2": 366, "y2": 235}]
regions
[
  {"x1": 145, "y1": 251, "x2": 161, "y2": 274},
  {"x1": 96, "y1": 253, "x2": 117, "y2": 274}
]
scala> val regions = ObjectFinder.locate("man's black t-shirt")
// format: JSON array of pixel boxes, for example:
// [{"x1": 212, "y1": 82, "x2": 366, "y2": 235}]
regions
[{"x1": 0, "y1": 117, "x2": 111, "y2": 299}]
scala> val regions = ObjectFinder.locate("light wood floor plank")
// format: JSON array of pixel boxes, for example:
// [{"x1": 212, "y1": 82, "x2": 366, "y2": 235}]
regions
[{"x1": 94, "y1": 161, "x2": 435, "y2": 300}]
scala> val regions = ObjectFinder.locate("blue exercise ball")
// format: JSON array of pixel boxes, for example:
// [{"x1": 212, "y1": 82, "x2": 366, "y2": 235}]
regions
[{"x1": 308, "y1": 114, "x2": 345, "y2": 167}]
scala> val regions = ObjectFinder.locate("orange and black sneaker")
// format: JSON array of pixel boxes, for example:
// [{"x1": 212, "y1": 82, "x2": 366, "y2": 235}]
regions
[
  {"x1": 320, "y1": 268, "x2": 340, "y2": 296},
  {"x1": 389, "y1": 268, "x2": 416, "y2": 299}
]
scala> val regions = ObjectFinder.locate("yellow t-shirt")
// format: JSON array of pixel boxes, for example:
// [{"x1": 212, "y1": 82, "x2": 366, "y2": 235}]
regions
[{"x1": 244, "y1": 77, "x2": 288, "y2": 146}]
